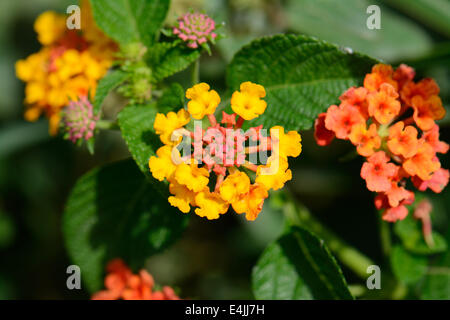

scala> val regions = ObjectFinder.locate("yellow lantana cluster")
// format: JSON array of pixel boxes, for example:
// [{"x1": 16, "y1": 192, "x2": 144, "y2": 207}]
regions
[
  {"x1": 149, "y1": 82, "x2": 302, "y2": 221},
  {"x1": 15, "y1": 0, "x2": 117, "y2": 135}
]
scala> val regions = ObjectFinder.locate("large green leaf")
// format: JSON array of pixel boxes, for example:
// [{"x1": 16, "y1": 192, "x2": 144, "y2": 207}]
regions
[
  {"x1": 252, "y1": 240, "x2": 313, "y2": 300},
  {"x1": 93, "y1": 70, "x2": 130, "y2": 114},
  {"x1": 390, "y1": 245, "x2": 428, "y2": 285},
  {"x1": 117, "y1": 104, "x2": 159, "y2": 175},
  {"x1": 90, "y1": 0, "x2": 170, "y2": 48},
  {"x1": 252, "y1": 226, "x2": 353, "y2": 300},
  {"x1": 285, "y1": 0, "x2": 432, "y2": 61},
  {"x1": 226, "y1": 34, "x2": 378, "y2": 131},
  {"x1": 147, "y1": 42, "x2": 201, "y2": 82},
  {"x1": 63, "y1": 159, "x2": 189, "y2": 292}
]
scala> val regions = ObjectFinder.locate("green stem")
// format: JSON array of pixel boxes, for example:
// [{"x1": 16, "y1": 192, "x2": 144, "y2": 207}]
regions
[
  {"x1": 96, "y1": 120, "x2": 119, "y2": 130},
  {"x1": 379, "y1": 215, "x2": 392, "y2": 258},
  {"x1": 283, "y1": 192, "x2": 375, "y2": 279},
  {"x1": 191, "y1": 59, "x2": 200, "y2": 85}
]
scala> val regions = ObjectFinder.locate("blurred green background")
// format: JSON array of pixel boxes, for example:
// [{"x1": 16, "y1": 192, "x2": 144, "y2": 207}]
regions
[{"x1": 0, "y1": 0, "x2": 449, "y2": 299}]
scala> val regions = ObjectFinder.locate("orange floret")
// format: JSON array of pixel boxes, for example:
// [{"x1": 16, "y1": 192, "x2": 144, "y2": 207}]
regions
[
  {"x1": 387, "y1": 121, "x2": 419, "y2": 158},
  {"x1": 364, "y1": 64, "x2": 398, "y2": 92},
  {"x1": 367, "y1": 83, "x2": 401, "y2": 124},
  {"x1": 232, "y1": 184, "x2": 269, "y2": 221},
  {"x1": 349, "y1": 123, "x2": 381, "y2": 157},
  {"x1": 401, "y1": 78, "x2": 440, "y2": 106},
  {"x1": 422, "y1": 124, "x2": 449, "y2": 154},
  {"x1": 411, "y1": 95, "x2": 446, "y2": 131},
  {"x1": 403, "y1": 141, "x2": 440, "y2": 181}
]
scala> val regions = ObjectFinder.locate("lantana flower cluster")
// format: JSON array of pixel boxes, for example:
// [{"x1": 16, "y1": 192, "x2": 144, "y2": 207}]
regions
[
  {"x1": 92, "y1": 259, "x2": 180, "y2": 300},
  {"x1": 315, "y1": 64, "x2": 449, "y2": 222},
  {"x1": 149, "y1": 82, "x2": 302, "y2": 221},
  {"x1": 15, "y1": 0, "x2": 116, "y2": 135},
  {"x1": 173, "y1": 12, "x2": 217, "y2": 49}
]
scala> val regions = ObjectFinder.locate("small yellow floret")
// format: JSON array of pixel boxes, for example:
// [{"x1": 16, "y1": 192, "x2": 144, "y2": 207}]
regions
[
  {"x1": 255, "y1": 156, "x2": 292, "y2": 190},
  {"x1": 195, "y1": 190, "x2": 229, "y2": 220},
  {"x1": 270, "y1": 126, "x2": 302, "y2": 159},
  {"x1": 186, "y1": 83, "x2": 221, "y2": 119},
  {"x1": 231, "y1": 81, "x2": 267, "y2": 120},
  {"x1": 175, "y1": 163, "x2": 209, "y2": 192},
  {"x1": 168, "y1": 182, "x2": 197, "y2": 213},
  {"x1": 219, "y1": 171, "x2": 250, "y2": 203},
  {"x1": 149, "y1": 146, "x2": 178, "y2": 181},
  {"x1": 154, "y1": 109, "x2": 191, "y2": 145},
  {"x1": 34, "y1": 11, "x2": 67, "y2": 46}
]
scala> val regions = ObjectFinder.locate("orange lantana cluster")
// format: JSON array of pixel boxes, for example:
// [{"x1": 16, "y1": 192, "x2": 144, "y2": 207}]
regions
[
  {"x1": 92, "y1": 259, "x2": 180, "y2": 300},
  {"x1": 315, "y1": 64, "x2": 449, "y2": 222}
]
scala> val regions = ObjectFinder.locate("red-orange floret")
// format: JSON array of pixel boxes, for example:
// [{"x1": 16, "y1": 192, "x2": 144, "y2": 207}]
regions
[
  {"x1": 314, "y1": 112, "x2": 335, "y2": 146},
  {"x1": 324, "y1": 103, "x2": 365, "y2": 140},
  {"x1": 361, "y1": 151, "x2": 399, "y2": 192}
]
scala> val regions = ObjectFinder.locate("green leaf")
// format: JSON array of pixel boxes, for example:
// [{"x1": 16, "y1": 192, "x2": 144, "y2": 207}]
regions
[
  {"x1": 252, "y1": 240, "x2": 313, "y2": 299},
  {"x1": 394, "y1": 214, "x2": 447, "y2": 255},
  {"x1": 226, "y1": 34, "x2": 378, "y2": 131},
  {"x1": 285, "y1": 0, "x2": 432, "y2": 61},
  {"x1": 420, "y1": 230, "x2": 450, "y2": 299},
  {"x1": 93, "y1": 70, "x2": 130, "y2": 114},
  {"x1": 63, "y1": 159, "x2": 189, "y2": 292},
  {"x1": 157, "y1": 83, "x2": 185, "y2": 112},
  {"x1": 147, "y1": 42, "x2": 201, "y2": 82},
  {"x1": 390, "y1": 245, "x2": 428, "y2": 285},
  {"x1": 383, "y1": 0, "x2": 450, "y2": 38},
  {"x1": 252, "y1": 226, "x2": 353, "y2": 300},
  {"x1": 90, "y1": 0, "x2": 170, "y2": 48},
  {"x1": 118, "y1": 104, "x2": 159, "y2": 175}
]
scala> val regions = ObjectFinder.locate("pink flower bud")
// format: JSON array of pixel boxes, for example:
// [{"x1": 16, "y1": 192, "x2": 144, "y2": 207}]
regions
[
  {"x1": 173, "y1": 12, "x2": 217, "y2": 49},
  {"x1": 61, "y1": 96, "x2": 99, "y2": 144}
]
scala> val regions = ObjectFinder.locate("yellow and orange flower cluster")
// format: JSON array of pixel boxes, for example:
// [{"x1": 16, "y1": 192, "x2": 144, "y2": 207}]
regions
[
  {"x1": 149, "y1": 82, "x2": 302, "y2": 221},
  {"x1": 92, "y1": 259, "x2": 180, "y2": 300},
  {"x1": 15, "y1": 0, "x2": 117, "y2": 135},
  {"x1": 315, "y1": 64, "x2": 449, "y2": 222}
]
